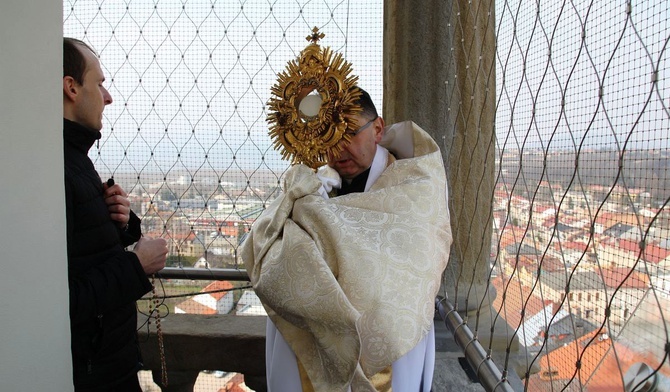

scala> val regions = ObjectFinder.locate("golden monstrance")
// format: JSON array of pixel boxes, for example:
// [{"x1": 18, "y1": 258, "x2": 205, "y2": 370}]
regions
[{"x1": 267, "y1": 27, "x2": 362, "y2": 169}]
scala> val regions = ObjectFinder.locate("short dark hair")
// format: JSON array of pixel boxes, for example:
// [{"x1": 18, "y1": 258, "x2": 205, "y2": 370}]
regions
[
  {"x1": 63, "y1": 38, "x2": 97, "y2": 85},
  {"x1": 353, "y1": 87, "x2": 378, "y2": 120}
]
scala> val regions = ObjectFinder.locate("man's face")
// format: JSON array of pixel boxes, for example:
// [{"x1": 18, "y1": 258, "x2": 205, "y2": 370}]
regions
[
  {"x1": 72, "y1": 49, "x2": 113, "y2": 131},
  {"x1": 327, "y1": 115, "x2": 383, "y2": 180}
]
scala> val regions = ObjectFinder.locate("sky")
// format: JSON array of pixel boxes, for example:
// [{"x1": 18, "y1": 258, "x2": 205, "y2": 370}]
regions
[
  {"x1": 63, "y1": 0, "x2": 384, "y2": 175},
  {"x1": 495, "y1": 0, "x2": 669, "y2": 152},
  {"x1": 64, "y1": 0, "x2": 669, "y2": 178}
]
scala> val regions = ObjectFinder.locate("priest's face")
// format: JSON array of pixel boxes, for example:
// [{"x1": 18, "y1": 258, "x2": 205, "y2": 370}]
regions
[{"x1": 328, "y1": 115, "x2": 384, "y2": 180}]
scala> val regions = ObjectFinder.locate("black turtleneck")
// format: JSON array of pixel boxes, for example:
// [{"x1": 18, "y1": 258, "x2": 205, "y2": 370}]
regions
[
  {"x1": 63, "y1": 118, "x2": 101, "y2": 154},
  {"x1": 63, "y1": 117, "x2": 151, "y2": 389},
  {"x1": 336, "y1": 167, "x2": 371, "y2": 196}
]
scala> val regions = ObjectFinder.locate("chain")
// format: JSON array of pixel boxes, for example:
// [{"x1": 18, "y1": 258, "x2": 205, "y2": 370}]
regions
[{"x1": 151, "y1": 275, "x2": 168, "y2": 387}]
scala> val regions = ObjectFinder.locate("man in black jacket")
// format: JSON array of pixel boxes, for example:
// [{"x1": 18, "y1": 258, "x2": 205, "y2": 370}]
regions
[{"x1": 63, "y1": 37, "x2": 168, "y2": 391}]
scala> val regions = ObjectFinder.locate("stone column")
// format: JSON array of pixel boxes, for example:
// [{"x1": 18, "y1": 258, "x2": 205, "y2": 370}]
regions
[{"x1": 384, "y1": 0, "x2": 511, "y2": 349}]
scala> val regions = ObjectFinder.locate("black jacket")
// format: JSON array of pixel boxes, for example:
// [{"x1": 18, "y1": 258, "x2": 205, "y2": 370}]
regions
[{"x1": 64, "y1": 119, "x2": 153, "y2": 391}]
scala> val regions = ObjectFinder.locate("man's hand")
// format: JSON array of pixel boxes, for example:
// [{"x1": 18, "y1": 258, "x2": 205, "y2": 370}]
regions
[
  {"x1": 103, "y1": 181, "x2": 131, "y2": 229},
  {"x1": 133, "y1": 237, "x2": 168, "y2": 275}
]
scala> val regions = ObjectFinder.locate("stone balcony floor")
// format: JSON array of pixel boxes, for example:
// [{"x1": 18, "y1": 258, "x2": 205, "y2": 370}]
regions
[{"x1": 138, "y1": 313, "x2": 506, "y2": 392}]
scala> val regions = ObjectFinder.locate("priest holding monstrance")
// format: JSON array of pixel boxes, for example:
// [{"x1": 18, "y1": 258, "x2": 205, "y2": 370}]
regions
[{"x1": 240, "y1": 28, "x2": 453, "y2": 391}]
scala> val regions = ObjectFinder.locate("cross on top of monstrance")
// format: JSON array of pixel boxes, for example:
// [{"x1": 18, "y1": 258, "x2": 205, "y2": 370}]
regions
[
  {"x1": 306, "y1": 27, "x2": 325, "y2": 44},
  {"x1": 266, "y1": 27, "x2": 362, "y2": 169}
]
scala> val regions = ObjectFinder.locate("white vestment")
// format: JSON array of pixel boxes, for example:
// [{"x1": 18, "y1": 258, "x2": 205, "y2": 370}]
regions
[{"x1": 243, "y1": 122, "x2": 451, "y2": 392}]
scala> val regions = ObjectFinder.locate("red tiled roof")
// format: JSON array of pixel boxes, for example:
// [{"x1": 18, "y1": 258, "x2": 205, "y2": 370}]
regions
[
  {"x1": 600, "y1": 268, "x2": 649, "y2": 289},
  {"x1": 644, "y1": 243, "x2": 670, "y2": 263},
  {"x1": 492, "y1": 277, "x2": 548, "y2": 329},
  {"x1": 168, "y1": 232, "x2": 198, "y2": 241},
  {"x1": 617, "y1": 239, "x2": 670, "y2": 264},
  {"x1": 595, "y1": 212, "x2": 640, "y2": 228},
  {"x1": 618, "y1": 239, "x2": 641, "y2": 253},
  {"x1": 541, "y1": 256, "x2": 566, "y2": 273},
  {"x1": 594, "y1": 212, "x2": 614, "y2": 226},
  {"x1": 562, "y1": 241, "x2": 589, "y2": 252},
  {"x1": 499, "y1": 228, "x2": 529, "y2": 249},
  {"x1": 512, "y1": 254, "x2": 564, "y2": 274},
  {"x1": 217, "y1": 226, "x2": 239, "y2": 237},
  {"x1": 528, "y1": 330, "x2": 670, "y2": 391},
  {"x1": 203, "y1": 280, "x2": 234, "y2": 301},
  {"x1": 515, "y1": 255, "x2": 535, "y2": 270},
  {"x1": 534, "y1": 205, "x2": 554, "y2": 214}
]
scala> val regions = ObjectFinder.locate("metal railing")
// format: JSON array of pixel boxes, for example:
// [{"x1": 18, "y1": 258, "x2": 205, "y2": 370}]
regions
[
  {"x1": 156, "y1": 266, "x2": 250, "y2": 281},
  {"x1": 436, "y1": 296, "x2": 515, "y2": 392}
]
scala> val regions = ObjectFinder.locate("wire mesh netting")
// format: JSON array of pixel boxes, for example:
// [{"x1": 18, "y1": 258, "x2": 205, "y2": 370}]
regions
[
  {"x1": 63, "y1": 0, "x2": 383, "y2": 271},
  {"x1": 64, "y1": 1, "x2": 382, "y2": 391},
  {"x1": 490, "y1": 0, "x2": 670, "y2": 390},
  {"x1": 64, "y1": 0, "x2": 670, "y2": 391}
]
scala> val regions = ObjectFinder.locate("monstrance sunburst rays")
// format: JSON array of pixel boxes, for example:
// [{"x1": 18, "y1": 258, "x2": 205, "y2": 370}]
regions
[{"x1": 267, "y1": 27, "x2": 362, "y2": 169}]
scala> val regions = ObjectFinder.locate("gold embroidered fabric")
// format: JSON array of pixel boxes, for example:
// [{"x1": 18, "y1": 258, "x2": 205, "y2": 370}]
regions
[{"x1": 241, "y1": 122, "x2": 452, "y2": 391}]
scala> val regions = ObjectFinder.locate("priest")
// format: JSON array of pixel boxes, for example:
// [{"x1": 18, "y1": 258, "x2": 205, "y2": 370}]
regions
[{"x1": 241, "y1": 87, "x2": 452, "y2": 391}]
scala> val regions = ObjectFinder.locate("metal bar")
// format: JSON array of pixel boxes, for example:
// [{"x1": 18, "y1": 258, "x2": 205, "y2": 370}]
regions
[
  {"x1": 436, "y1": 296, "x2": 515, "y2": 392},
  {"x1": 156, "y1": 267, "x2": 250, "y2": 281}
]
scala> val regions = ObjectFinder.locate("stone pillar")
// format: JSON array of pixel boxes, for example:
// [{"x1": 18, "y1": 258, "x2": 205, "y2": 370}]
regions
[
  {"x1": 384, "y1": 0, "x2": 512, "y2": 350},
  {"x1": 383, "y1": 0, "x2": 453, "y2": 166}
]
